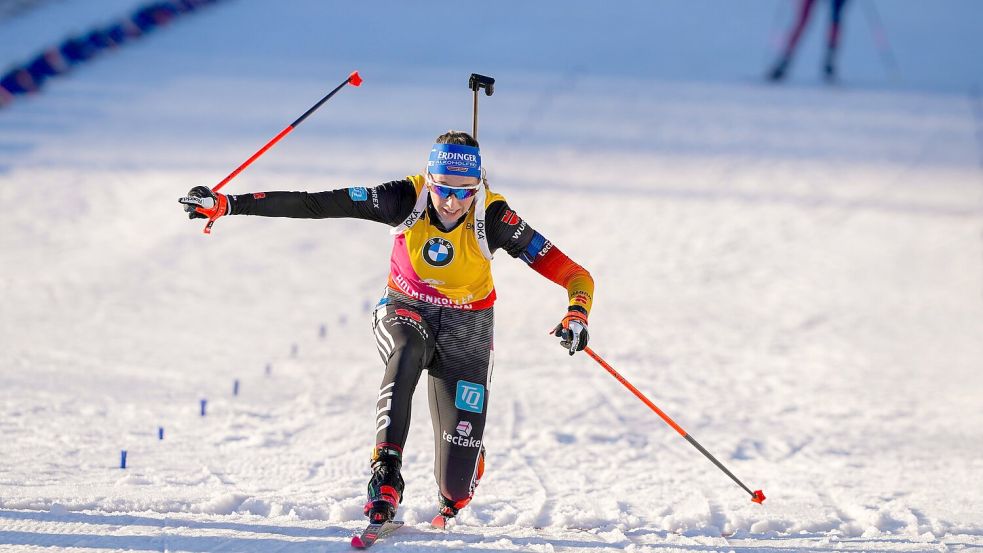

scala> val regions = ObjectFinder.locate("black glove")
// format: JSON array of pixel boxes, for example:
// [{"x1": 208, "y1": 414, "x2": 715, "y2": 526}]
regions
[
  {"x1": 552, "y1": 306, "x2": 589, "y2": 355},
  {"x1": 178, "y1": 186, "x2": 229, "y2": 220}
]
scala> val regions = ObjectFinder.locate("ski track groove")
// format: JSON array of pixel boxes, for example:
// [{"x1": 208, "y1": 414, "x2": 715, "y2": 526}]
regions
[
  {"x1": 524, "y1": 449, "x2": 557, "y2": 530},
  {"x1": 503, "y1": 393, "x2": 550, "y2": 530},
  {"x1": 818, "y1": 490, "x2": 861, "y2": 537},
  {"x1": 704, "y1": 493, "x2": 728, "y2": 538}
]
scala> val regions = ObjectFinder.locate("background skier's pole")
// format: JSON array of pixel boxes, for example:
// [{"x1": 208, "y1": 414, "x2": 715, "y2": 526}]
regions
[
  {"x1": 861, "y1": 0, "x2": 900, "y2": 81},
  {"x1": 583, "y1": 346, "x2": 766, "y2": 504},
  {"x1": 202, "y1": 70, "x2": 362, "y2": 233}
]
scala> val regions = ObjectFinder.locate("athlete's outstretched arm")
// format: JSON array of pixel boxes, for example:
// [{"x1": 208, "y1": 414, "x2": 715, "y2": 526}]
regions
[
  {"x1": 486, "y1": 201, "x2": 594, "y2": 354},
  {"x1": 227, "y1": 180, "x2": 417, "y2": 226},
  {"x1": 179, "y1": 180, "x2": 417, "y2": 227}
]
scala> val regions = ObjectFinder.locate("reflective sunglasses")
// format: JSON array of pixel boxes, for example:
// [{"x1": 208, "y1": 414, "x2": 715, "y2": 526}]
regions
[{"x1": 426, "y1": 173, "x2": 480, "y2": 201}]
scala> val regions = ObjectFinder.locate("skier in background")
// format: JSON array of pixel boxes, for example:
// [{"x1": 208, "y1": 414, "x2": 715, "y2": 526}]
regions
[
  {"x1": 768, "y1": 0, "x2": 851, "y2": 82},
  {"x1": 178, "y1": 131, "x2": 594, "y2": 525}
]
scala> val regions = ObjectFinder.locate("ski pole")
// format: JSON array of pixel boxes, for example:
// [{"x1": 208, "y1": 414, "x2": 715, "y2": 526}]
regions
[
  {"x1": 861, "y1": 0, "x2": 901, "y2": 82},
  {"x1": 583, "y1": 346, "x2": 766, "y2": 504},
  {"x1": 201, "y1": 70, "x2": 363, "y2": 234}
]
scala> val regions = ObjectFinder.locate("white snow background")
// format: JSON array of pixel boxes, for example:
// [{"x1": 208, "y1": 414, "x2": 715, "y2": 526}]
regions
[{"x1": 1, "y1": 1, "x2": 982, "y2": 551}]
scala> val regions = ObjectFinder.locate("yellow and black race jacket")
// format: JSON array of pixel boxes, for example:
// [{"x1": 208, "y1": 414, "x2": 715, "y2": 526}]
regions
[{"x1": 228, "y1": 176, "x2": 593, "y2": 314}]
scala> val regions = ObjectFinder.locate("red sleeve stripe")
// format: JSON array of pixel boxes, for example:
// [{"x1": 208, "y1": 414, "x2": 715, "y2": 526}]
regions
[{"x1": 529, "y1": 245, "x2": 594, "y2": 314}]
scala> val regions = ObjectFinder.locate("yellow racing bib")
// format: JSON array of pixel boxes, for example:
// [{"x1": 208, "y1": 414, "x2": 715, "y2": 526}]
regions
[{"x1": 387, "y1": 175, "x2": 504, "y2": 310}]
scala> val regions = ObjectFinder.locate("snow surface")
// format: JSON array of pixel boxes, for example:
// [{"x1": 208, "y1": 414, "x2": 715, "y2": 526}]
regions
[{"x1": 2, "y1": 1, "x2": 983, "y2": 551}]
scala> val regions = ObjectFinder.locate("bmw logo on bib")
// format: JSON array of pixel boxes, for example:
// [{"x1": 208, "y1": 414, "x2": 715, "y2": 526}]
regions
[{"x1": 423, "y1": 237, "x2": 454, "y2": 267}]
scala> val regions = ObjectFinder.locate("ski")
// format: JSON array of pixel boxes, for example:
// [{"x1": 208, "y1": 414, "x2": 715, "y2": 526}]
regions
[{"x1": 351, "y1": 520, "x2": 404, "y2": 549}]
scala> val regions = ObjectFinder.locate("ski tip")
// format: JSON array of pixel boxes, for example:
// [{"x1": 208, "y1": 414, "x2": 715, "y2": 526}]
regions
[
  {"x1": 751, "y1": 490, "x2": 766, "y2": 504},
  {"x1": 352, "y1": 521, "x2": 402, "y2": 548},
  {"x1": 348, "y1": 71, "x2": 363, "y2": 87},
  {"x1": 430, "y1": 514, "x2": 447, "y2": 529}
]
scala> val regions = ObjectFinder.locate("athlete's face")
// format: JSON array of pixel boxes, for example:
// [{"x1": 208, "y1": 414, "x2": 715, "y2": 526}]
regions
[{"x1": 426, "y1": 173, "x2": 479, "y2": 224}]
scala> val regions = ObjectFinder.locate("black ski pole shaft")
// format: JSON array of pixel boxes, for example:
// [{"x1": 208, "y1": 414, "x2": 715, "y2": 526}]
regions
[
  {"x1": 200, "y1": 70, "x2": 362, "y2": 234},
  {"x1": 583, "y1": 346, "x2": 766, "y2": 504},
  {"x1": 212, "y1": 70, "x2": 362, "y2": 194}
]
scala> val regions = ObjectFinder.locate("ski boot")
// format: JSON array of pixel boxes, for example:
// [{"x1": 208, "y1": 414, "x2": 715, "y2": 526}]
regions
[
  {"x1": 431, "y1": 495, "x2": 466, "y2": 529},
  {"x1": 364, "y1": 446, "x2": 404, "y2": 524},
  {"x1": 431, "y1": 447, "x2": 485, "y2": 529},
  {"x1": 823, "y1": 52, "x2": 837, "y2": 83},
  {"x1": 767, "y1": 57, "x2": 789, "y2": 82}
]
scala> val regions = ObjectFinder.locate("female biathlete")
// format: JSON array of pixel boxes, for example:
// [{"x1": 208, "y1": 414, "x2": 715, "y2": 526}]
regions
[{"x1": 179, "y1": 131, "x2": 594, "y2": 525}]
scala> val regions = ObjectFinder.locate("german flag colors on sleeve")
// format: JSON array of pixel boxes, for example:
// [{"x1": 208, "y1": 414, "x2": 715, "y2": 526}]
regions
[{"x1": 521, "y1": 232, "x2": 594, "y2": 317}]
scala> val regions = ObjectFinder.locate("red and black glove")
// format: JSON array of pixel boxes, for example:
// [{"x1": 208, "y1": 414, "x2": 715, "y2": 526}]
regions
[
  {"x1": 553, "y1": 306, "x2": 589, "y2": 356},
  {"x1": 178, "y1": 185, "x2": 229, "y2": 220}
]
